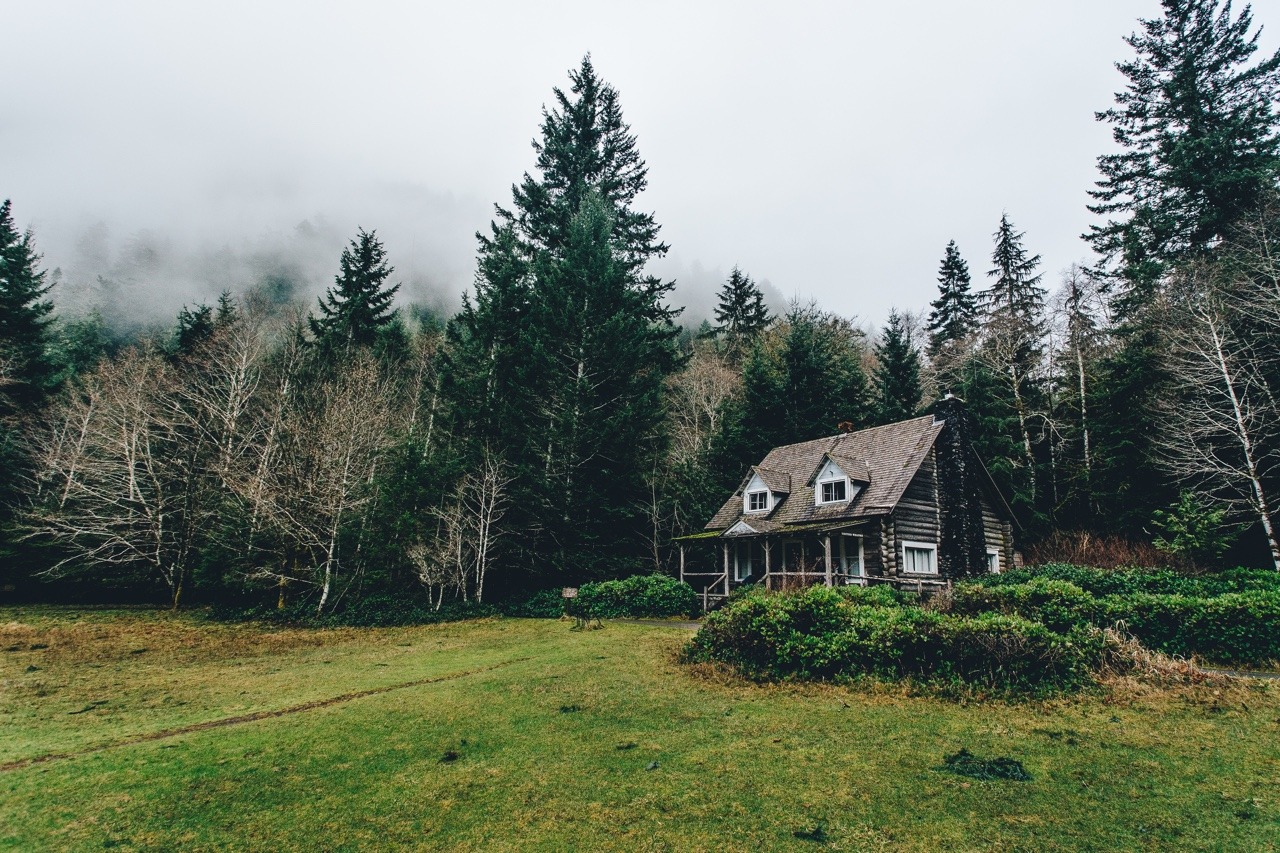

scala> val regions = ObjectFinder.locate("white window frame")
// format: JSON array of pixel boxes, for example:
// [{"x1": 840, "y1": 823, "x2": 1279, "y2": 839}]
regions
[
  {"x1": 814, "y1": 459, "x2": 851, "y2": 507},
  {"x1": 745, "y1": 490, "x2": 769, "y2": 513},
  {"x1": 839, "y1": 533, "x2": 864, "y2": 578},
  {"x1": 901, "y1": 540, "x2": 938, "y2": 575},
  {"x1": 987, "y1": 548, "x2": 1001, "y2": 574},
  {"x1": 818, "y1": 478, "x2": 848, "y2": 505}
]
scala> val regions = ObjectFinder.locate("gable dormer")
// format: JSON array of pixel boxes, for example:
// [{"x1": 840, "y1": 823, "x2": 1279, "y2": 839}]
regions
[
  {"x1": 809, "y1": 454, "x2": 867, "y2": 507},
  {"x1": 741, "y1": 466, "x2": 791, "y2": 515},
  {"x1": 742, "y1": 472, "x2": 773, "y2": 514}
]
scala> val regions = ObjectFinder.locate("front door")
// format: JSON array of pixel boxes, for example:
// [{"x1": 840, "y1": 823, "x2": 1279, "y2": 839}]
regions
[{"x1": 781, "y1": 539, "x2": 805, "y2": 575}]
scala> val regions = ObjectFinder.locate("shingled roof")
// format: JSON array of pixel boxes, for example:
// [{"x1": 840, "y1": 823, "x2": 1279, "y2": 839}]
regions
[{"x1": 705, "y1": 415, "x2": 943, "y2": 533}]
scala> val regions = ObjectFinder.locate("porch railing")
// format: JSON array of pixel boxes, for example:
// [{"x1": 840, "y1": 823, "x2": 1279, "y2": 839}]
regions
[{"x1": 681, "y1": 570, "x2": 730, "y2": 612}]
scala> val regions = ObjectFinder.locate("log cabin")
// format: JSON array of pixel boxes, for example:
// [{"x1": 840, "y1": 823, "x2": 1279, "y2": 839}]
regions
[{"x1": 677, "y1": 396, "x2": 1016, "y2": 609}]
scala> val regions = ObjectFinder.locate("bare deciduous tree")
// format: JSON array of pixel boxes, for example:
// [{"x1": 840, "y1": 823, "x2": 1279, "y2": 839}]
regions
[
  {"x1": 24, "y1": 349, "x2": 202, "y2": 606},
  {"x1": 665, "y1": 342, "x2": 740, "y2": 467},
  {"x1": 1157, "y1": 265, "x2": 1280, "y2": 570},
  {"x1": 410, "y1": 445, "x2": 511, "y2": 605},
  {"x1": 233, "y1": 353, "x2": 396, "y2": 612}
]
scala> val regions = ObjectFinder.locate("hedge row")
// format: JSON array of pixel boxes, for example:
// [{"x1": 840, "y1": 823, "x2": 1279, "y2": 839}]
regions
[
  {"x1": 502, "y1": 574, "x2": 699, "y2": 620},
  {"x1": 972, "y1": 563, "x2": 1280, "y2": 598},
  {"x1": 950, "y1": 577, "x2": 1280, "y2": 666},
  {"x1": 685, "y1": 585, "x2": 1103, "y2": 694}
]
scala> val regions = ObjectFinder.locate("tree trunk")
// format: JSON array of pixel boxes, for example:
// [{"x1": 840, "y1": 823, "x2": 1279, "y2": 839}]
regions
[{"x1": 1208, "y1": 316, "x2": 1280, "y2": 570}]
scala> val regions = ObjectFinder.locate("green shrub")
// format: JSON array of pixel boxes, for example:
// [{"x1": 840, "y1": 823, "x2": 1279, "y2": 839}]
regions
[
  {"x1": 685, "y1": 585, "x2": 1102, "y2": 693},
  {"x1": 1098, "y1": 591, "x2": 1280, "y2": 666},
  {"x1": 974, "y1": 563, "x2": 1280, "y2": 598},
  {"x1": 836, "y1": 583, "x2": 916, "y2": 608},
  {"x1": 499, "y1": 589, "x2": 568, "y2": 619},
  {"x1": 575, "y1": 574, "x2": 698, "y2": 619},
  {"x1": 956, "y1": 570, "x2": 1280, "y2": 666},
  {"x1": 951, "y1": 578, "x2": 1098, "y2": 633}
]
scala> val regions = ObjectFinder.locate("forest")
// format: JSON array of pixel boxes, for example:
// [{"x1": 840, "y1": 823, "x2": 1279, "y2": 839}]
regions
[{"x1": 3, "y1": 0, "x2": 1280, "y2": 616}]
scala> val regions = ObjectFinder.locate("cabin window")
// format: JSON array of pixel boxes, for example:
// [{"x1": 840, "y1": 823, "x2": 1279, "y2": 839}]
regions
[
  {"x1": 901, "y1": 541, "x2": 937, "y2": 574},
  {"x1": 819, "y1": 479, "x2": 847, "y2": 504},
  {"x1": 746, "y1": 490, "x2": 769, "y2": 513},
  {"x1": 987, "y1": 549, "x2": 1000, "y2": 574},
  {"x1": 839, "y1": 533, "x2": 863, "y2": 578}
]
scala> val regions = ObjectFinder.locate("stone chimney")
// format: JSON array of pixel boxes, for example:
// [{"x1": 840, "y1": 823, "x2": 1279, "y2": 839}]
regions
[{"x1": 931, "y1": 393, "x2": 990, "y2": 577}]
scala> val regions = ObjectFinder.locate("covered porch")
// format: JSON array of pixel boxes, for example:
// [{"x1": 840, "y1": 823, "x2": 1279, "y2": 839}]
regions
[{"x1": 675, "y1": 523, "x2": 873, "y2": 612}]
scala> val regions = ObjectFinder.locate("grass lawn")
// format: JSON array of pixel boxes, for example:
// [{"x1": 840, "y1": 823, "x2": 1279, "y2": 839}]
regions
[{"x1": 1, "y1": 608, "x2": 1278, "y2": 851}]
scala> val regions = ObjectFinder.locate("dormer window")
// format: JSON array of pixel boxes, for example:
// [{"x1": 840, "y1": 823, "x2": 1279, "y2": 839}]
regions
[
  {"x1": 746, "y1": 490, "x2": 769, "y2": 513},
  {"x1": 820, "y1": 479, "x2": 847, "y2": 504},
  {"x1": 814, "y1": 458, "x2": 853, "y2": 506}
]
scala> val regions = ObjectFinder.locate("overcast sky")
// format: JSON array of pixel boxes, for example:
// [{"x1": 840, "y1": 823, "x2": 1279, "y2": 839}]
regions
[{"x1": 8, "y1": 1, "x2": 1270, "y2": 328}]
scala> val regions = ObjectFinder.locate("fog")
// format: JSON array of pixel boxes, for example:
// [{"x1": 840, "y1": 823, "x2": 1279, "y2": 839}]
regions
[{"x1": 9, "y1": 1, "x2": 1258, "y2": 333}]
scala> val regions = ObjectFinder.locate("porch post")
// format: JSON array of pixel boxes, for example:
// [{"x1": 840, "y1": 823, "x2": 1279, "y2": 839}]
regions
[
  {"x1": 723, "y1": 541, "x2": 730, "y2": 581},
  {"x1": 823, "y1": 534, "x2": 833, "y2": 587},
  {"x1": 763, "y1": 539, "x2": 773, "y2": 592},
  {"x1": 678, "y1": 544, "x2": 685, "y2": 584}
]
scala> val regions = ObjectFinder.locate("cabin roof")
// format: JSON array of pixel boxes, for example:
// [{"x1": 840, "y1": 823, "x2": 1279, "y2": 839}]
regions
[{"x1": 705, "y1": 415, "x2": 943, "y2": 532}]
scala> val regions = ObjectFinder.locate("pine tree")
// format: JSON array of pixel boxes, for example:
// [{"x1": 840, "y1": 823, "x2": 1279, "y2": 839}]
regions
[
  {"x1": 981, "y1": 214, "x2": 1048, "y2": 510},
  {"x1": 447, "y1": 56, "x2": 681, "y2": 585},
  {"x1": 0, "y1": 200, "x2": 55, "y2": 406},
  {"x1": 926, "y1": 240, "x2": 977, "y2": 355},
  {"x1": 172, "y1": 303, "x2": 214, "y2": 357},
  {"x1": 1087, "y1": 0, "x2": 1280, "y2": 307},
  {"x1": 310, "y1": 228, "x2": 400, "y2": 357},
  {"x1": 984, "y1": 214, "x2": 1047, "y2": 328},
  {"x1": 497, "y1": 54, "x2": 670, "y2": 300},
  {"x1": 874, "y1": 309, "x2": 923, "y2": 424},
  {"x1": 712, "y1": 266, "x2": 771, "y2": 360}
]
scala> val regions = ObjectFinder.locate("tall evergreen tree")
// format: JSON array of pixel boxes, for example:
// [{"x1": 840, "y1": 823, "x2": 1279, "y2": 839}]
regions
[
  {"x1": 309, "y1": 228, "x2": 400, "y2": 357},
  {"x1": 874, "y1": 309, "x2": 923, "y2": 424},
  {"x1": 712, "y1": 266, "x2": 771, "y2": 359},
  {"x1": 1087, "y1": 0, "x2": 1280, "y2": 307},
  {"x1": 0, "y1": 199, "x2": 55, "y2": 406},
  {"x1": 171, "y1": 303, "x2": 214, "y2": 357},
  {"x1": 980, "y1": 214, "x2": 1048, "y2": 511},
  {"x1": 984, "y1": 214, "x2": 1047, "y2": 328},
  {"x1": 447, "y1": 56, "x2": 680, "y2": 585},
  {"x1": 926, "y1": 240, "x2": 978, "y2": 355}
]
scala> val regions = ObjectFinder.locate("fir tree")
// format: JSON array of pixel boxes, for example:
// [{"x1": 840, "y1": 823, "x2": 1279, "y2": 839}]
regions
[
  {"x1": 1087, "y1": 0, "x2": 1280, "y2": 307},
  {"x1": 310, "y1": 228, "x2": 400, "y2": 357},
  {"x1": 447, "y1": 56, "x2": 681, "y2": 584},
  {"x1": 172, "y1": 303, "x2": 214, "y2": 357},
  {"x1": 0, "y1": 199, "x2": 55, "y2": 406},
  {"x1": 981, "y1": 214, "x2": 1048, "y2": 509},
  {"x1": 496, "y1": 54, "x2": 671, "y2": 302},
  {"x1": 874, "y1": 309, "x2": 923, "y2": 424},
  {"x1": 712, "y1": 266, "x2": 771, "y2": 360},
  {"x1": 984, "y1": 214, "x2": 1047, "y2": 329},
  {"x1": 926, "y1": 240, "x2": 977, "y2": 355}
]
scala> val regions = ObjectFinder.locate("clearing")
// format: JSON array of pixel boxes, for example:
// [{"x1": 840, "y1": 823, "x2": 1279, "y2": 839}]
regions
[{"x1": 1, "y1": 608, "x2": 1277, "y2": 851}]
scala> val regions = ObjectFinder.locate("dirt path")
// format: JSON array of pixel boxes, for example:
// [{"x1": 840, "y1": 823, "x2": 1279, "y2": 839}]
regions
[
  {"x1": 1200, "y1": 667, "x2": 1280, "y2": 680},
  {"x1": 0, "y1": 657, "x2": 529, "y2": 774}
]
